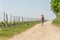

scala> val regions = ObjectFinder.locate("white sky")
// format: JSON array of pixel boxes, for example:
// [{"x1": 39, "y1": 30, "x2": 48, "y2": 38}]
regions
[{"x1": 0, "y1": 0, "x2": 56, "y2": 21}]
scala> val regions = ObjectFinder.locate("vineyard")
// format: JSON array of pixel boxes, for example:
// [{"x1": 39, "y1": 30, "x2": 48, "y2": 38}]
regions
[
  {"x1": 0, "y1": 12, "x2": 40, "y2": 38},
  {"x1": 0, "y1": 12, "x2": 39, "y2": 28}
]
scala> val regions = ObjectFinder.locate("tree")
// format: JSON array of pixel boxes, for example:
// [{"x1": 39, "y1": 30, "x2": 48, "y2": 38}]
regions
[{"x1": 50, "y1": 0, "x2": 60, "y2": 16}]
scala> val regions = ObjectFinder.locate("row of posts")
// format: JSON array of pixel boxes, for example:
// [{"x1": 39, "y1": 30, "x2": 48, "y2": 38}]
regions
[
  {"x1": 4, "y1": 12, "x2": 24, "y2": 24},
  {"x1": 3, "y1": 12, "x2": 39, "y2": 25}
]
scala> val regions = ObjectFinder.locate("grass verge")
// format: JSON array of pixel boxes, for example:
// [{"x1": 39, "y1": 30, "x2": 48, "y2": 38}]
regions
[
  {"x1": 0, "y1": 21, "x2": 40, "y2": 40},
  {"x1": 52, "y1": 17, "x2": 60, "y2": 26}
]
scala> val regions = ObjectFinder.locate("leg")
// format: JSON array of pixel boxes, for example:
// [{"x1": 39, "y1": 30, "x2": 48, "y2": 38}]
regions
[{"x1": 42, "y1": 20, "x2": 44, "y2": 26}]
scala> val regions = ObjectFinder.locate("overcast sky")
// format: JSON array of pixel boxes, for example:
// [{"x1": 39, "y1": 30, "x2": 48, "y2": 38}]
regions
[{"x1": 0, "y1": 0, "x2": 56, "y2": 21}]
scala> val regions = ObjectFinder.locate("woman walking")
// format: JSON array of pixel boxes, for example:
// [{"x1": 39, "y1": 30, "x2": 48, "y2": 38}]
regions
[{"x1": 41, "y1": 15, "x2": 44, "y2": 26}]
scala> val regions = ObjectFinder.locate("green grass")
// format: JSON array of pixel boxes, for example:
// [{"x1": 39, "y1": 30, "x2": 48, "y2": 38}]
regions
[
  {"x1": 0, "y1": 21, "x2": 40, "y2": 38},
  {"x1": 52, "y1": 17, "x2": 60, "y2": 26}
]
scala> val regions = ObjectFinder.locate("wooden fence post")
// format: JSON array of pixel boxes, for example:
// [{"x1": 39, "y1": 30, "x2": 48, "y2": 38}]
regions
[
  {"x1": 18, "y1": 16, "x2": 20, "y2": 22},
  {"x1": 4, "y1": 12, "x2": 5, "y2": 22},
  {"x1": 22, "y1": 17, "x2": 24, "y2": 23},
  {"x1": 6, "y1": 14, "x2": 8, "y2": 23},
  {"x1": 13, "y1": 16, "x2": 15, "y2": 25},
  {"x1": 10, "y1": 14, "x2": 12, "y2": 22}
]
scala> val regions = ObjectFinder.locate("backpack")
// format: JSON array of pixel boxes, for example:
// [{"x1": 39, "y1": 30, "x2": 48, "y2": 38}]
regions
[{"x1": 42, "y1": 16, "x2": 44, "y2": 20}]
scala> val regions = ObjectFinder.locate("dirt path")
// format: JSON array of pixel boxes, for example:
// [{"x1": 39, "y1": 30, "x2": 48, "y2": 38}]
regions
[{"x1": 7, "y1": 22, "x2": 60, "y2": 40}]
